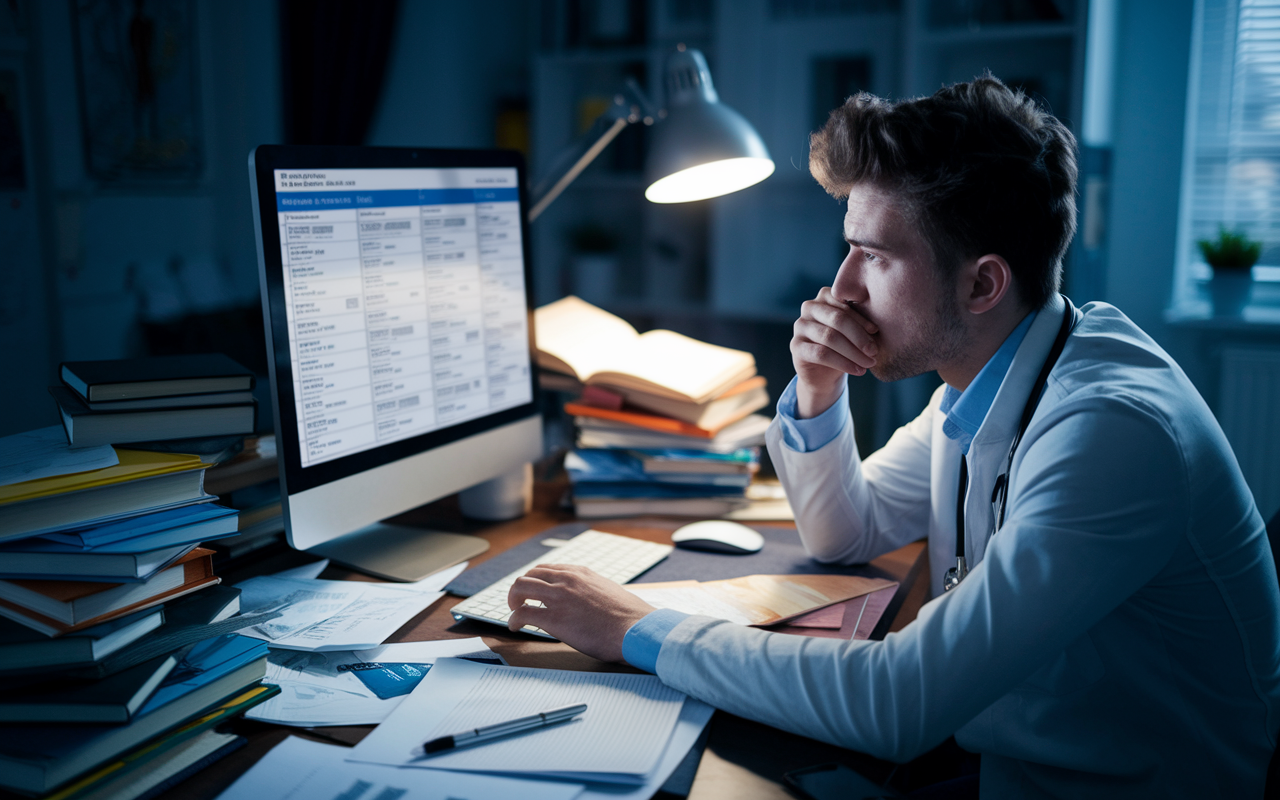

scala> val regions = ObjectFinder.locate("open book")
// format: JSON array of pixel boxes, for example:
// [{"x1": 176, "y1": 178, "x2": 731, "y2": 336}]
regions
[{"x1": 534, "y1": 296, "x2": 757, "y2": 405}]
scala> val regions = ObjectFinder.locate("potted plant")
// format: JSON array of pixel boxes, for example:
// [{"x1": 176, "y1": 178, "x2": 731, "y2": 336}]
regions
[{"x1": 1198, "y1": 226, "x2": 1262, "y2": 317}]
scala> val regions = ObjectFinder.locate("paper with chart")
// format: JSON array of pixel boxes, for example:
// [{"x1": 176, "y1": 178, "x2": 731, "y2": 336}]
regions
[
  {"x1": 246, "y1": 638, "x2": 502, "y2": 727},
  {"x1": 234, "y1": 563, "x2": 465, "y2": 651},
  {"x1": 348, "y1": 658, "x2": 687, "y2": 783},
  {"x1": 0, "y1": 426, "x2": 118, "y2": 488},
  {"x1": 215, "y1": 736, "x2": 584, "y2": 800}
]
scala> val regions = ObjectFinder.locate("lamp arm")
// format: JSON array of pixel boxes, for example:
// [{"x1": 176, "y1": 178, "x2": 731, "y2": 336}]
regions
[{"x1": 528, "y1": 78, "x2": 657, "y2": 222}]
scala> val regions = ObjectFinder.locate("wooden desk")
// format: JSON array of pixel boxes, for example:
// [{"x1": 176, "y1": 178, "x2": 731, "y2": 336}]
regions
[{"x1": 164, "y1": 480, "x2": 929, "y2": 800}]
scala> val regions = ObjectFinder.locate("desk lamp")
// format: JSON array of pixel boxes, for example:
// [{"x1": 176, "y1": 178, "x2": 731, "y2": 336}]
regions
[{"x1": 528, "y1": 46, "x2": 773, "y2": 221}]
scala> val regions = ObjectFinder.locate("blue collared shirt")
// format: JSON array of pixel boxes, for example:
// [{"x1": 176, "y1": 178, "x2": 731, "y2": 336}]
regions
[{"x1": 621, "y1": 311, "x2": 1037, "y2": 673}]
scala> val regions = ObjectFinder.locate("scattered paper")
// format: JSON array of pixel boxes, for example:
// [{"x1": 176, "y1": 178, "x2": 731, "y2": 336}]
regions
[
  {"x1": 215, "y1": 736, "x2": 585, "y2": 800},
  {"x1": 246, "y1": 638, "x2": 503, "y2": 727},
  {"x1": 235, "y1": 569, "x2": 463, "y2": 651},
  {"x1": 349, "y1": 658, "x2": 687, "y2": 784},
  {"x1": 0, "y1": 427, "x2": 118, "y2": 488}
]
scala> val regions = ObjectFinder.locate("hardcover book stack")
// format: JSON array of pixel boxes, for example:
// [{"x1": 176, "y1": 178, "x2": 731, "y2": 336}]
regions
[
  {"x1": 49, "y1": 354, "x2": 258, "y2": 449},
  {"x1": 535, "y1": 296, "x2": 772, "y2": 518},
  {"x1": 0, "y1": 358, "x2": 279, "y2": 800}
]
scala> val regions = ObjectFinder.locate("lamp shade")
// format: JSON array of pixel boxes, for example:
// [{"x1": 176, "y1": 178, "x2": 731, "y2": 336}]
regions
[{"x1": 645, "y1": 49, "x2": 774, "y2": 203}]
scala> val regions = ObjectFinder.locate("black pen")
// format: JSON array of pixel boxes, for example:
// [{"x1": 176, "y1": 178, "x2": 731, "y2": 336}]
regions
[{"x1": 421, "y1": 703, "x2": 588, "y2": 755}]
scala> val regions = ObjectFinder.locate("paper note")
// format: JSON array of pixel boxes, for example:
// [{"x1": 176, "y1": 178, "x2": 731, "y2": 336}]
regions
[
  {"x1": 0, "y1": 426, "x2": 118, "y2": 488},
  {"x1": 349, "y1": 658, "x2": 686, "y2": 783},
  {"x1": 215, "y1": 736, "x2": 585, "y2": 800}
]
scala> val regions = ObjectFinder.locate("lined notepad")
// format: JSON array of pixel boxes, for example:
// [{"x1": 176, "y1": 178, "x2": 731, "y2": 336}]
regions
[{"x1": 348, "y1": 658, "x2": 687, "y2": 783}]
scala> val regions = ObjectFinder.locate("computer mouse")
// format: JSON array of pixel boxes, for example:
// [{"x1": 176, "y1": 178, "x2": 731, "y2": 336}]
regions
[{"x1": 670, "y1": 520, "x2": 765, "y2": 555}]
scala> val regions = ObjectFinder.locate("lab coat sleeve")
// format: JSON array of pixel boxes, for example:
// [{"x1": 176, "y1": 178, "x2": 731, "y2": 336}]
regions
[
  {"x1": 660, "y1": 393, "x2": 1187, "y2": 762},
  {"x1": 765, "y1": 384, "x2": 940, "y2": 564}
]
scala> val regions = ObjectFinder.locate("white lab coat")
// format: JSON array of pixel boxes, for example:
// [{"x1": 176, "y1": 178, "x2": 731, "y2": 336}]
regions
[{"x1": 650, "y1": 296, "x2": 1280, "y2": 797}]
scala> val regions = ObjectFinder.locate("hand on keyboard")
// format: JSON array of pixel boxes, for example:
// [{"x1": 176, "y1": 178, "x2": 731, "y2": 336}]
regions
[
  {"x1": 449, "y1": 530, "x2": 672, "y2": 638},
  {"x1": 507, "y1": 563, "x2": 658, "y2": 663}
]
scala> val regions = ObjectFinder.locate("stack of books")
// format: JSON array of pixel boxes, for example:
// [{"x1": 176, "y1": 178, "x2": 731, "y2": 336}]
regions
[
  {"x1": 534, "y1": 296, "x2": 773, "y2": 518},
  {"x1": 0, "y1": 359, "x2": 279, "y2": 799},
  {"x1": 49, "y1": 354, "x2": 257, "y2": 448}
]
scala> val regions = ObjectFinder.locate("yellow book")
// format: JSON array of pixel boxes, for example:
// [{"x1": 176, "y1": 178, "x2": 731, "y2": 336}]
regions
[{"x1": 0, "y1": 450, "x2": 206, "y2": 506}]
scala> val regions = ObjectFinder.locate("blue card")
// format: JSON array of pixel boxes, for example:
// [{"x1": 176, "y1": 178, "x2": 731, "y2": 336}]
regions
[{"x1": 339, "y1": 662, "x2": 431, "y2": 699}]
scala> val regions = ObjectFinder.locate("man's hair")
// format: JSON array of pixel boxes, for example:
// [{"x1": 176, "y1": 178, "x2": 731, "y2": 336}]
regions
[{"x1": 809, "y1": 74, "x2": 1078, "y2": 310}]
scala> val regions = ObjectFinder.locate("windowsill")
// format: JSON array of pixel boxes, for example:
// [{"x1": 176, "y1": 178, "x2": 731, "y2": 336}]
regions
[
  {"x1": 1165, "y1": 301, "x2": 1280, "y2": 332},
  {"x1": 1166, "y1": 270, "x2": 1280, "y2": 333}
]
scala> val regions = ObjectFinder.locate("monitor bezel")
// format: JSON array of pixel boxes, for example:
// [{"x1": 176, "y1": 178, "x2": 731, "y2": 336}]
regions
[{"x1": 250, "y1": 144, "x2": 540, "y2": 498}]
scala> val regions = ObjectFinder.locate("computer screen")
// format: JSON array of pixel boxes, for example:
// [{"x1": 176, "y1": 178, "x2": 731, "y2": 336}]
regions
[{"x1": 249, "y1": 145, "x2": 542, "y2": 581}]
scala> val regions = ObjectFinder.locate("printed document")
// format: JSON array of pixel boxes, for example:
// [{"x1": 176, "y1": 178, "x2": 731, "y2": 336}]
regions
[
  {"x1": 246, "y1": 638, "x2": 502, "y2": 727},
  {"x1": 215, "y1": 736, "x2": 584, "y2": 800},
  {"x1": 234, "y1": 563, "x2": 465, "y2": 651},
  {"x1": 349, "y1": 658, "x2": 686, "y2": 783}
]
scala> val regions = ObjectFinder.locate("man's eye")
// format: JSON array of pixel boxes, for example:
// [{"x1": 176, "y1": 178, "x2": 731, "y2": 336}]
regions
[{"x1": 863, "y1": 250, "x2": 878, "y2": 263}]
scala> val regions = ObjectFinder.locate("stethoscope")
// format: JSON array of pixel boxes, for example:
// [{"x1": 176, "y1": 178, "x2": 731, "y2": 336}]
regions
[{"x1": 943, "y1": 297, "x2": 1079, "y2": 592}]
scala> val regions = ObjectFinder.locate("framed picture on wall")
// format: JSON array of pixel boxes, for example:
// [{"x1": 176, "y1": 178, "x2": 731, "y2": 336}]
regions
[{"x1": 72, "y1": 0, "x2": 203, "y2": 184}]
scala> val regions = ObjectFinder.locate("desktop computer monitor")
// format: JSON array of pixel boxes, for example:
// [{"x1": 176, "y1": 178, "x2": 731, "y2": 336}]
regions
[{"x1": 248, "y1": 145, "x2": 542, "y2": 581}]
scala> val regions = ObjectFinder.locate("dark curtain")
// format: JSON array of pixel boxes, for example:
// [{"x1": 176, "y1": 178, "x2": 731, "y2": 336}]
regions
[{"x1": 279, "y1": 0, "x2": 401, "y2": 145}]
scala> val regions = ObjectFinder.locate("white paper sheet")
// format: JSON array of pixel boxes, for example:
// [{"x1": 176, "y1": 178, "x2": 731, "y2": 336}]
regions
[
  {"x1": 234, "y1": 575, "x2": 446, "y2": 651},
  {"x1": 348, "y1": 658, "x2": 686, "y2": 783},
  {"x1": 215, "y1": 736, "x2": 584, "y2": 800},
  {"x1": 0, "y1": 426, "x2": 118, "y2": 488},
  {"x1": 245, "y1": 638, "x2": 503, "y2": 727},
  {"x1": 581, "y1": 696, "x2": 714, "y2": 800}
]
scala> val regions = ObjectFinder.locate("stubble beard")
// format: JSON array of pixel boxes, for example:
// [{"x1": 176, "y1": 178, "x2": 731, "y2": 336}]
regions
[{"x1": 868, "y1": 289, "x2": 969, "y2": 383}]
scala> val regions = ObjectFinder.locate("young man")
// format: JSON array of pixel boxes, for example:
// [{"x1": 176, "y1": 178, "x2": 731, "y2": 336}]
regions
[{"x1": 508, "y1": 77, "x2": 1280, "y2": 797}]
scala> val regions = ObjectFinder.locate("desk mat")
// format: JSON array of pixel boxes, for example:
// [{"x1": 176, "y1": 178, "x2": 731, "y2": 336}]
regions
[{"x1": 445, "y1": 522, "x2": 902, "y2": 596}]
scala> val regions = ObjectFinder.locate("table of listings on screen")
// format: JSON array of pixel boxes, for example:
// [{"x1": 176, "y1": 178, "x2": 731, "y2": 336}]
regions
[{"x1": 278, "y1": 197, "x2": 531, "y2": 467}]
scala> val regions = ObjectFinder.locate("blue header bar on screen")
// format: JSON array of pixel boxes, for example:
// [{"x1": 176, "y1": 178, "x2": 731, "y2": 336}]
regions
[{"x1": 277, "y1": 187, "x2": 519, "y2": 212}]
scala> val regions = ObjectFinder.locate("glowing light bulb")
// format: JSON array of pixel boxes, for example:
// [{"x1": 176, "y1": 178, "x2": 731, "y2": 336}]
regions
[{"x1": 645, "y1": 157, "x2": 776, "y2": 203}]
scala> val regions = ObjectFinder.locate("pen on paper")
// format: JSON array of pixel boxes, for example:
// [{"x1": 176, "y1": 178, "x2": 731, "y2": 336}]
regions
[{"x1": 415, "y1": 703, "x2": 588, "y2": 757}]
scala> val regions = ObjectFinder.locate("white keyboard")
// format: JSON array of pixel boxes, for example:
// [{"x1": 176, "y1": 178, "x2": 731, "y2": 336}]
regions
[{"x1": 450, "y1": 530, "x2": 673, "y2": 638}]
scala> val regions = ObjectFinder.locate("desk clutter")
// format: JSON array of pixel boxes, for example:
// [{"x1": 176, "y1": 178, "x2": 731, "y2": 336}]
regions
[
  {"x1": 0, "y1": 350, "x2": 896, "y2": 800},
  {"x1": 0, "y1": 355, "x2": 280, "y2": 800},
  {"x1": 534, "y1": 296, "x2": 775, "y2": 518}
]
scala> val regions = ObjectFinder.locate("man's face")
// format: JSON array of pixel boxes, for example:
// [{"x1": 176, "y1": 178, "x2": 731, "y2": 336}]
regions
[{"x1": 832, "y1": 184, "x2": 967, "y2": 383}]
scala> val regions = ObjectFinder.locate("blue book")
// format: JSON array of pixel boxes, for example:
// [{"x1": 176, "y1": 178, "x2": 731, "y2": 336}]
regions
[
  {"x1": 566, "y1": 450, "x2": 751, "y2": 488},
  {"x1": 138, "y1": 634, "x2": 268, "y2": 715},
  {"x1": 570, "y1": 482, "x2": 747, "y2": 499},
  {"x1": 38, "y1": 504, "x2": 239, "y2": 549},
  {"x1": 0, "y1": 632, "x2": 267, "y2": 795}
]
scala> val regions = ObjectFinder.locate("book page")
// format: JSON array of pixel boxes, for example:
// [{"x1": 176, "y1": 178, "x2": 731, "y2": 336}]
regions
[
  {"x1": 593, "y1": 330, "x2": 757, "y2": 403},
  {"x1": 533, "y1": 296, "x2": 639, "y2": 379}
]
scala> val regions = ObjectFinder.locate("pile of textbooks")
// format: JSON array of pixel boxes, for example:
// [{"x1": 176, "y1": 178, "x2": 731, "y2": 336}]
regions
[
  {"x1": 535, "y1": 296, "x2": 772, "y2": 518},
  {"x1": 49, "y1": 354, "x2": 258, "y2": 449},
  {"x1": 0, "y1": 359, "x2": 279, "y2": 800}
]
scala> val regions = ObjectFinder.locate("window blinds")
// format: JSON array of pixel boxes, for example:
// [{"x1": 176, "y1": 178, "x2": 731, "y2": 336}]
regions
[{"x1": 1186, "y1": 0, "x2": 1280, "y2": 267}]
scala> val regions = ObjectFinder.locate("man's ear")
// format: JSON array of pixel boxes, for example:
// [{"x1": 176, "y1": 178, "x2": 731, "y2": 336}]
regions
[{"x1": 961, "y1": 253, "x2": 1013, "y2": 315}]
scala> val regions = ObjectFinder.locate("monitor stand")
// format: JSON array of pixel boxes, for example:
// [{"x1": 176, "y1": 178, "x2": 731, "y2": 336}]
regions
[{"x1": 310, "y1": 523, "x2": 489, "y2": 583}]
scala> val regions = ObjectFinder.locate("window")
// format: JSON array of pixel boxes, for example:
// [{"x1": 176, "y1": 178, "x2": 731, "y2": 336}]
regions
[{"x1": 1174, "y1": 0, "x2": 1280, "y2": 313}]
